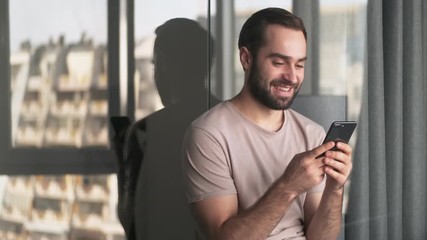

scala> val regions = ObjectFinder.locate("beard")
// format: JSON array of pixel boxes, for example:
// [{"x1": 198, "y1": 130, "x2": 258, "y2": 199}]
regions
[{"x1": 247, "y1": 62, "x2": 300, "y2": 110}]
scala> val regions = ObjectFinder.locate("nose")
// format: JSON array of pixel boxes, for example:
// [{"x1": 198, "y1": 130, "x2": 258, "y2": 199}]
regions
[{"x1": 282, "y1": 64, "x2": 298, "y2": 83}]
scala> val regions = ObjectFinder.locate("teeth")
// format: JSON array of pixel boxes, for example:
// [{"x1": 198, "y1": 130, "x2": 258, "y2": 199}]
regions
[{"x1": 276, "y1": 86, "x2": 291, "y2": 92}]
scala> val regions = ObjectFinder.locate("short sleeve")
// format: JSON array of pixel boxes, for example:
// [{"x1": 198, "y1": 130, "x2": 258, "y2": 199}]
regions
[{"x1": 181, "y1": 126, "x2": 237, "y2": 203}]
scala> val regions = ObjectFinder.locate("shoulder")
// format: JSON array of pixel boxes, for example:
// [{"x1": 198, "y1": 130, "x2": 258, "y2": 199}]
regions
[
  {"x1": 287, "y1": 109, "x2": 325, "y2": 131},
  {"x1": 184, "y1": 101, "x2": 247, "y2": 151},
  {"x1": 286, "y1": 109, "x2": 326, "y2": 145},
  {"x1": 190, "y1": 101, "x2": 236, "y2": 131}
]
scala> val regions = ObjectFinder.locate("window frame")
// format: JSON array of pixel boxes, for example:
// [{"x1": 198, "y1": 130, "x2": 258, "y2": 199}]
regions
[{"x1": 0, "y1": 0, "x2": 123, "y2": 175}]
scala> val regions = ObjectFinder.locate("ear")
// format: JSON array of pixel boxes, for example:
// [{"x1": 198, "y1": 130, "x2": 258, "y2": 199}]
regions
[{"x1": 239, "y1": 47, "x2": 252, "y2": 72}]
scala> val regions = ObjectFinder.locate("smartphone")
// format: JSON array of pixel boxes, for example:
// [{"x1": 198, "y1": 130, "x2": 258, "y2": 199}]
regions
[
  {"x1": 110, "y1": 116, "x2": 131, "y2": 133},
  {"x1": 319, "y1": 121, "x2": 357, "y2": 156}
]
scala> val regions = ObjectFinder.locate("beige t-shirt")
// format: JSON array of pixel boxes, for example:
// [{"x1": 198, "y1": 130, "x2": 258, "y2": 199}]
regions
[{"x1": 182, "y1": 101, "x2": 326, "y2": 239}]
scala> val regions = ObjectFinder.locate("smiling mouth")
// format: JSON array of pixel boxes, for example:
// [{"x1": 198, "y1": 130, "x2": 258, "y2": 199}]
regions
[
  {"x1": 272, "y1": 83, "x2": 295, "y2": 95},
  {"x1": 274, "y1": 85, "x2": 292, "y2": 92},
  {"x1": 270, "y1": 79, "x2": 299, "y2": 97}
]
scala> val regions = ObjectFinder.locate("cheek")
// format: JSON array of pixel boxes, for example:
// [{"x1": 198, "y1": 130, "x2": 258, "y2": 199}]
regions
[
  {"x1": 258, "y1": 64, "x2": 280, "y2": 79},
  {"x1": 297, "y1": 71, "x2": 305, "y2": 82}
]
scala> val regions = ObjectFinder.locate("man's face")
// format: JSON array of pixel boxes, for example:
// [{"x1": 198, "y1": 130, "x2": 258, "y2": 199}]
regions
[{"x1": 246, "y1": 24, "x2": 307, "y2": 110}]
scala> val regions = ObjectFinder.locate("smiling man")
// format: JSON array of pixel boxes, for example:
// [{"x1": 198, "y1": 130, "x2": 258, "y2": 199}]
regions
[{"x1": 182, "y1": 8, "x2": 353, "y2": 240}]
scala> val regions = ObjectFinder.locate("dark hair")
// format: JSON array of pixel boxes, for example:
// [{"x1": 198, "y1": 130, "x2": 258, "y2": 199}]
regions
[{"x1": 238, "y1": 8, "x2": 306, "y2": 58}]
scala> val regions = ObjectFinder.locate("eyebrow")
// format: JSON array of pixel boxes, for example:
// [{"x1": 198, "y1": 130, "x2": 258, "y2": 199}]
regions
[{"x1": 267, "y1": 53, "x2": 307, "y2": 62}]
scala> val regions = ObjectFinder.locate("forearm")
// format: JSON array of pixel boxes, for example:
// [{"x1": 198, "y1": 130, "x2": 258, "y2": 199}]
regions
[
  {"x1": 305, "y1": 188, "x2": 344, "y2": 240},
  {"x1": 215, "y1": 181, "x2": 298, "y2": 240}
]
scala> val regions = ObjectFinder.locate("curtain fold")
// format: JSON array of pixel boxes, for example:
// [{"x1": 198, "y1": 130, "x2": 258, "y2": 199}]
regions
[
  {"x1": 383, "y1": 0, "x2": 403, "y2": 239},
  {"x1": 345, "y1": 0, "x2": 426, "y2": 239},
  {"x1": 402, "y1": 0, "x2": 427, "y2": 238}
]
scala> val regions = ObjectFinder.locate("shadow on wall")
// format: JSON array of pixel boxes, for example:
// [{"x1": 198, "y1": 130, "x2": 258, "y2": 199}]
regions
[{"x1": 113, "y1": 18, "x2": 219, "y2": 240}]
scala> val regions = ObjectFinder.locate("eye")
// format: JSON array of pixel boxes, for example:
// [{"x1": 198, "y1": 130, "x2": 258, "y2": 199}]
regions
[
  {"x1": 272, "y1": 61, "x2": 285, "y2": 66},
  {"x1": 295, "y1": 63, "x2": 305, "y2": 69}
]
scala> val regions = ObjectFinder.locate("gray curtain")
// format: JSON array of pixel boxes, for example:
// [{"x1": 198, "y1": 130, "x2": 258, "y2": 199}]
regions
[{"x1": 345, "y1": 0, "x2": 427, "y2": 239}]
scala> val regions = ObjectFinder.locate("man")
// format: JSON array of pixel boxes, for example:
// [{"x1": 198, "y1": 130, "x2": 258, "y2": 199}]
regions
[{"x1": 182, "y1": 8, "x2": 352, "y2": 240}]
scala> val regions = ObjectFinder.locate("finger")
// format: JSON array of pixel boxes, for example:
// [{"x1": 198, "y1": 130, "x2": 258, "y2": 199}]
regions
[
  {"x1": 324, "y1": 157, "x2": 352, "y2": 177},
  {"x1": 324, "y1": 166, "x2": 347, "y2": 184},
  {"x1": 325, "y1": 150, "x2": 350, "y2": 164},
  {"x1": 309, "y1": 141, "x2": 335, "y2": 158},
  {"x1": 335, "y1": 142, "x2": 352, "y2": 155},
  {"x1": 323, "y1": 158, "x2": 346, "y2": 173}
]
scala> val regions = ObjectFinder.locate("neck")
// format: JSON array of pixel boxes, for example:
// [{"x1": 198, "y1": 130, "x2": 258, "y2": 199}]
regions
[{"x1": 230, "y1": 90, "x2": 284, "y2": 132}]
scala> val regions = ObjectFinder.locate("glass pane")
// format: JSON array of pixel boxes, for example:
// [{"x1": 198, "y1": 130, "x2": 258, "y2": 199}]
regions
[
  {"x1": 134, "y1": 0, "x2": 210, "y2": 119},
  {"x1": 0, "y1": 174, "x2": 124, "y2": 239},
  {"x1": 319, "y1": 0, "x2": 367, "y2": 121},
  {"x1": 9, "y1": 0, "x2": 109, "y2": 148},
  {"x1": 6, "y1": 1, "x2": 122, "y2": 238},
  {"x1": 319, "y1": 0, "x2": 367, "y2": 215},
  {"x1": 131, "y1": 0, "x2": 210, "y2": 238}
]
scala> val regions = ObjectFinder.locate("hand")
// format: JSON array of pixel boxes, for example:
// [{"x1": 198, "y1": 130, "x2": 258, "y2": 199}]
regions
[
  {"x1": 322, "y1": 142, "x2": 353, "y2": 191},
  {"x1": 280, "y1": 141, "x2": 335, "y2": 195}
]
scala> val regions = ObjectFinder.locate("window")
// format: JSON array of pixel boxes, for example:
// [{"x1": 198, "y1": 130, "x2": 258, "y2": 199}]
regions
[
  {"x1": 1, "y1": 0, "x2": 117, "y2": 174},
  {"x1": 0, "y1": 1, "x2": 124, "y2": 238}
]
